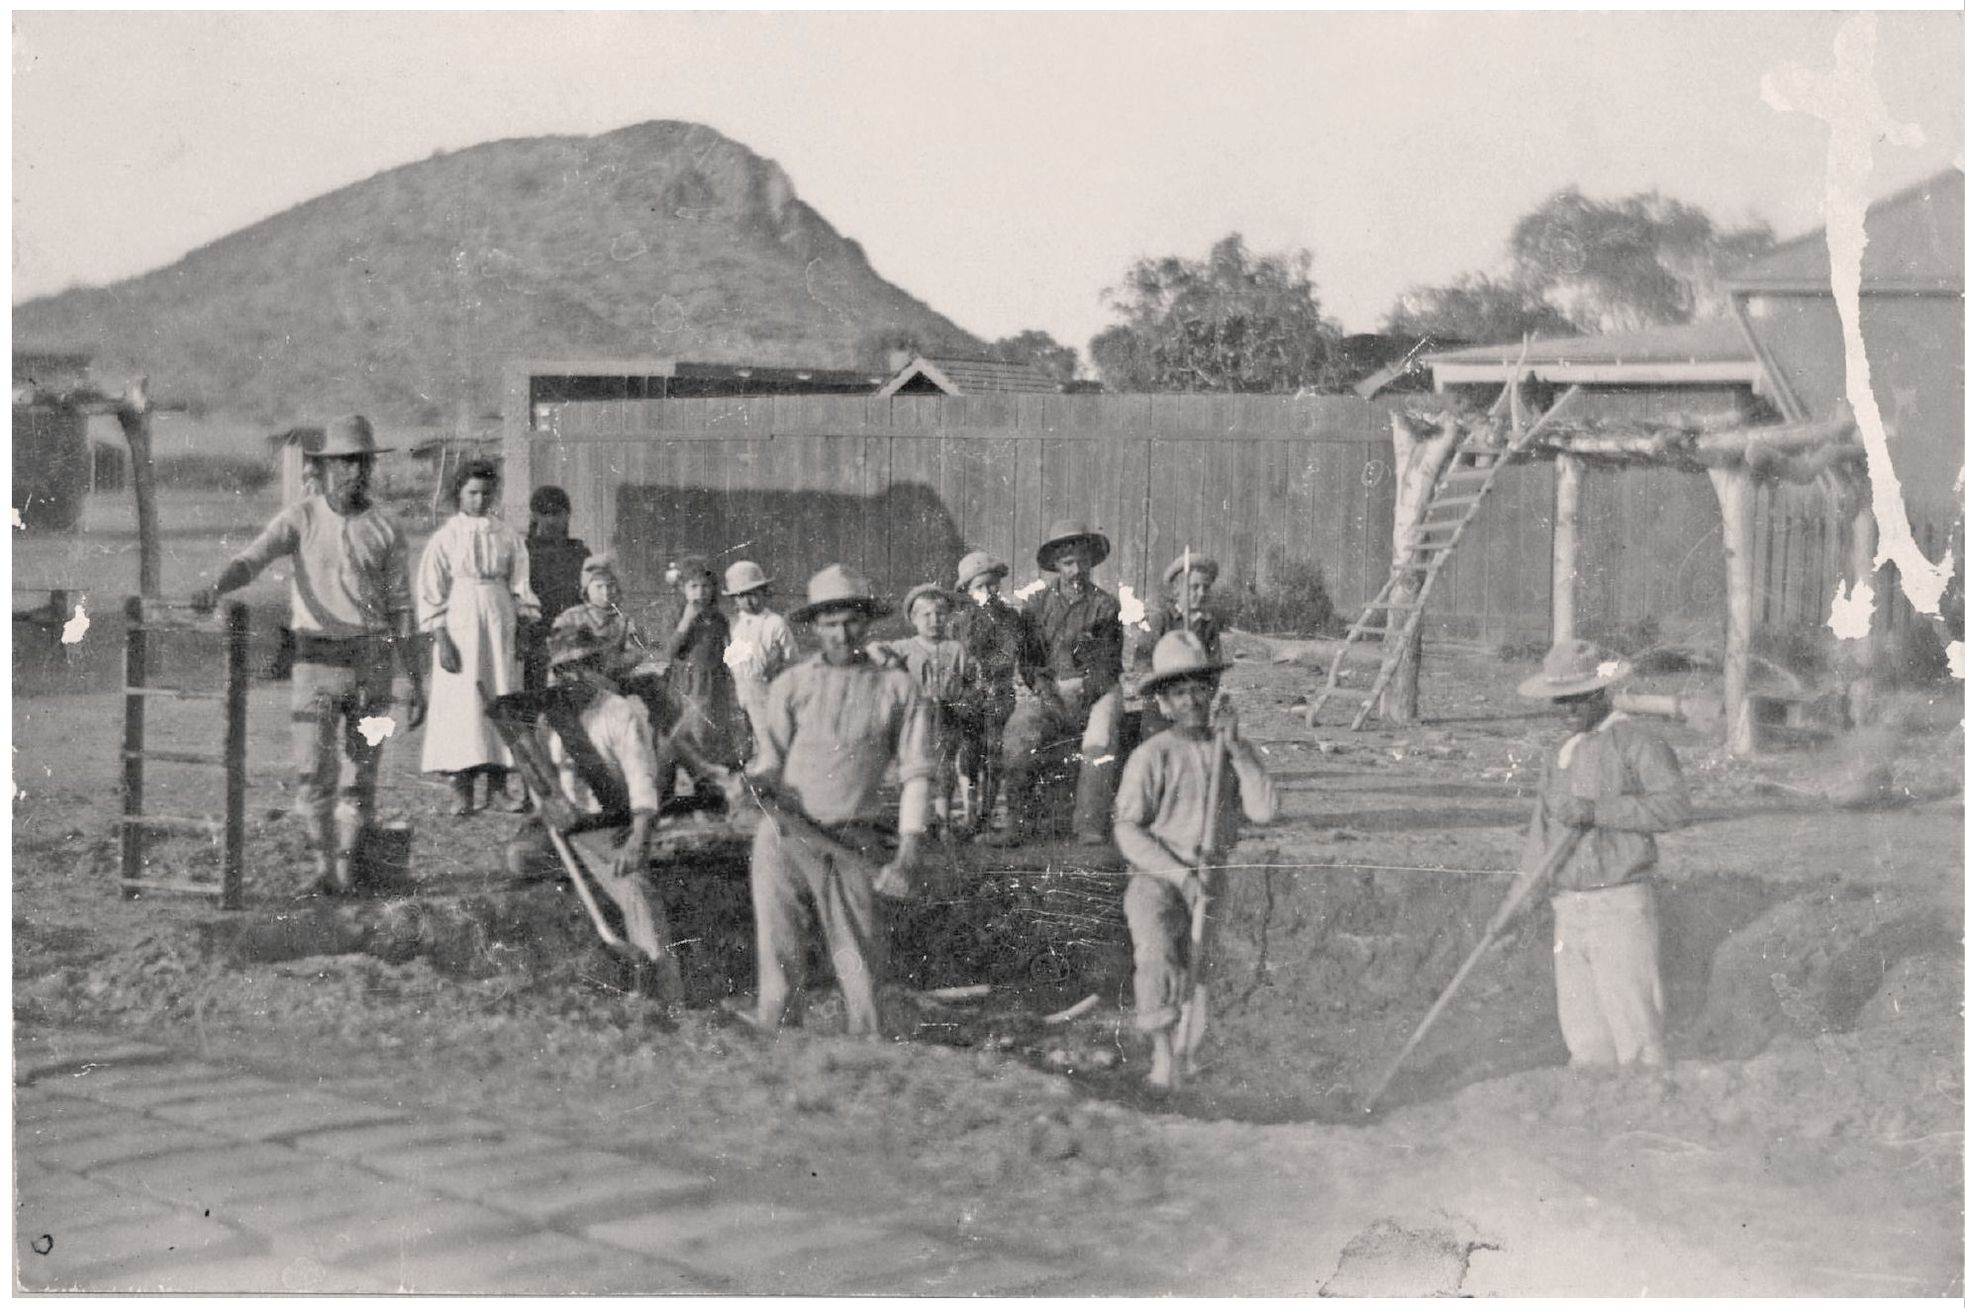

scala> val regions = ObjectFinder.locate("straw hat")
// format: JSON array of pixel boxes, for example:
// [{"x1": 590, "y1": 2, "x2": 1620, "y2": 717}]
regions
[
  {"x1": 1516, "y1": 639, "x2": 1630, "y2": 700},
  {"x1": 790, "y1": 564, "x2": 893, "y2": 623},
  {"x1": 902, "y1": 582, "x2": 958, "y2": 618},
  {"x1": 1139, "y1": 629, "x2": 1230, "y2": 695},
  {"x1": 548, "y1": 624, "x2": 609, "y2": 670},
  {"x1": 1163, "y1": 551, "x2": 1220, "y2": 586},
  {"x1": 1036, "y1": 519, "x2": 1110, "y2": 571},
  {"x1": 314, "y1": 414, "x2": 393, "y2": 458},
  {"x1": 724, "y1": 560, "x2": 771, "y2": 596},
  {"x1": 580, "y1": 553, "x2": 619, "y2": 585},
  {"x1": 956, "y1": 550, "x2": 1009, "y2": 592}
]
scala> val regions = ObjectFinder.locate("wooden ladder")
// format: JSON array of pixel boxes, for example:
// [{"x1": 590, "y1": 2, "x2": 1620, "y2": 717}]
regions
[{"x1": 1307, "y1": 432, "x2": 1523, "y2": 729}]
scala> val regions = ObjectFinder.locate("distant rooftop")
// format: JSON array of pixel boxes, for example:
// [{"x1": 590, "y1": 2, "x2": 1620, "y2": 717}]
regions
[
  {"x1": 1724, "y1": 170, "x2": 1963, "y2": 293},
  {"x1": 1426, "y1": 318, "x2": 1759, "y2": 387},
  {"x1": 875, "y1": 356, "x2": 1061, "y2": 398}
]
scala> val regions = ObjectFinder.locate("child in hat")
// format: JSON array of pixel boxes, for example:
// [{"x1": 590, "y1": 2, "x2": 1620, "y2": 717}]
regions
[
  {"x1": 948, "y1": 550, "x2": 1037, "y2": 836},
  {"x1": 723, "y1": 560, "x2": 800, "y2": 758},
  {"x1": 417, "y1": 459, "x2": 539, "y2": 816},
  {"x1": 550, "y1": 553, "x2": 652, "y2": 678},
  {"x1": 523, "y1": 485, "x2": 590, "y2": 692},
  {"x1": 1113, "y1": 630, "x2": 1278, "y2": 1089},
  {"x1": 1513, "y1": 639, "x2": 1689, "y2": 1070},
  {"x1": 1136, "y1": 550, "x2": 1224, "y2": 740},
  {"x1": 877, "y1": 582, "x2": 979, "y2": 840}
]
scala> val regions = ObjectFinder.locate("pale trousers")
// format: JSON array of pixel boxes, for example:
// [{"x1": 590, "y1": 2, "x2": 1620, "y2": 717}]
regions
[
  {"x1": 1551, "y1": 881, "x2": 1667, "y2": 1067},
  {"x1": 1124, "y1": 873, "x2": 1201, "y2": 1034},
  {"x1": 749, "y1": 818, "x2": 885, "y2": 1037},
  {"x1": 291, "y1": 641, "x2": 394, "y2": 857}
]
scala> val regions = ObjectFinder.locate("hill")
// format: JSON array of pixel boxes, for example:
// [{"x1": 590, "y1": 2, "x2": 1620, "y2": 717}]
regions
[{"x1": 13, "y1": 121, "x2": 984, "y2": 425}]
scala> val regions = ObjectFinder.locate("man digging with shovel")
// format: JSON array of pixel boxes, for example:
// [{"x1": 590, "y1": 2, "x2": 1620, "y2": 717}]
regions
[
  {"x1": 740, "y1": 564, "x2": 937, "y2": 1038},
  {"x1": 1113, "y1": 630, "x2": 1278, "y2": 1089}
]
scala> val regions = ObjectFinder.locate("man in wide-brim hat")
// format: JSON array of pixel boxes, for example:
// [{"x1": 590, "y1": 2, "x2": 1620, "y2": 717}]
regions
[
  {"x1": 1113, "y1": 630, "x2": 1278, "y2": 1089},
  {"x1": 1512, "y1": 638, "x2": 1689, "y2": 1071},
  {"x1": 986, "y1": 519, "x2": 1124, "y2": 846},
  {"x1": 743, "y1": 564, "x2": 934, "y2": 1037},
  {"x1": 504, "y1": 623, "x2": 684, "y2": 999},
  {"x1": 200, "y1": 414, "x2": 425, "y2": 894}
]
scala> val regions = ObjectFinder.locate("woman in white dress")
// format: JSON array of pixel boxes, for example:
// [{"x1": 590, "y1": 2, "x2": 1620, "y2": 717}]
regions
[{"x1": 417, "y1": 460, "x2": 539, "y2": 814}]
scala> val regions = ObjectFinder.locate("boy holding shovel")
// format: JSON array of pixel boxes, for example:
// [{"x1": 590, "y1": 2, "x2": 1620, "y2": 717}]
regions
[{"x1": 1113, "y1": 630, "x2": 1278, "y2": 1089}]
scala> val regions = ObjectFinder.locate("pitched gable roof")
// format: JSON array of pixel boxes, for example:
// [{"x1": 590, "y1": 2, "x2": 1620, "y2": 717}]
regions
[{"x1": 875, "y1": 356, "x2": 1060, "y2": 398}]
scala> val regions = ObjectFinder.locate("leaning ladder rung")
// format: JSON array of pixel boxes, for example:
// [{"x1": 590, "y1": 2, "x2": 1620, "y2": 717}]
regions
[
  {"x1": 123, "y1": 686, "x2": 225, "y2": 701},
  {"x1": 1349, "y1": 624, "x2": 1397, "y2": 637},
  {"x1": 120, "y1": 878, "x2": 225, "y2": 898},
  {"x1": 118, "y1": 814, "x2": 224, "y2": 833},
  {"x1": 1416, "y1": 520, "x2": 1466, "y2": 535},
  {"x1": 1427, "y1": 493, "x2": 1485, "y2": 511},
  {"x1": 124, "y1": 749, "x2": 226, "y2": 767}
]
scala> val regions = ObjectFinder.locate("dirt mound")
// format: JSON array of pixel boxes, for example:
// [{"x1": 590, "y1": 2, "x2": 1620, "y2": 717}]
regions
[{"x1": 1687, "y1": 881, "x2": 1960, "y2": 1058}]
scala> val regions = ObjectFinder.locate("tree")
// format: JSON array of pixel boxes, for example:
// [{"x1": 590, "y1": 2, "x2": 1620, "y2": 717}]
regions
[
  {"x1": 989, "y1": 330, "x2": 1080, "y2": 385},
  {"x1": 1384, "y1": 272, "x2": 1577, "y2": 343},
  {"x1": 1090, "y1": 234, "x2": 1338, "y2": 392},
  {"x1": 1382, "y1": 188, "x2": 1776, "y2": 342},
  {"x1": 1510, "y1": 188, "x2": 1775, "y2": 334}
]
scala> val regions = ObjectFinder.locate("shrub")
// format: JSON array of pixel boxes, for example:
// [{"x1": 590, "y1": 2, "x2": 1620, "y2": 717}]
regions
[
  {"x1": 151, "y1": 453, "x2": 275, "y2": 494},
  {"x1": 1232, "y1": 549, "x2": 1339, "y2": 636}
]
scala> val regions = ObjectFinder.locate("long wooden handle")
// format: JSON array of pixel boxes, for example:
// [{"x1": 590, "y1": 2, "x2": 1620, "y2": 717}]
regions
[{"x1": 1362, "y1": 823, "x2": 1583, "y2": 1112}]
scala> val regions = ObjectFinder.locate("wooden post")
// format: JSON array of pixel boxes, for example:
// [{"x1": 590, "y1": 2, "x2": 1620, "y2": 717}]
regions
[
  {"x1": 1707, "y1": 465, "x2": 1757, "y2": 755},
  {"x1": 121, "y1": 596, "x2": 147, "y2": 890},
  {"x1": 1551, "y1": 453, "x2": 1583, "y2": 644},
  {"x1": 1383, "y1": 413, "x2": 1458, "y2": 723},
  {"x1": 222, "y1": 601, "x2": 250, "y2": 911},
  {"x1": 112, "y1": 380, "x2": 162, "y2": 597},
  {"x1": 1842, "y1": 502, "x2": 1881, "y2": 726}
]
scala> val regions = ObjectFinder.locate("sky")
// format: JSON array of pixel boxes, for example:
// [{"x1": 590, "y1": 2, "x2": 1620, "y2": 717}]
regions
[{"x1": 11, "y1": 10, "x2": 1964, "y2": 359}]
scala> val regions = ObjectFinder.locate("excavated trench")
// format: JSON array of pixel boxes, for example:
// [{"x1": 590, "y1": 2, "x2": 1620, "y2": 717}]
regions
[{"x1": 197, "y1": 838, "x2": 1960, "y2": 1129}]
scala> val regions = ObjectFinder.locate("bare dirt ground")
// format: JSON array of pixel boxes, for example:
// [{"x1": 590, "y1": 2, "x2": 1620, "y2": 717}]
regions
[{"x1": 13, "y1": 580, "x2": 1964, "y2": 1293}]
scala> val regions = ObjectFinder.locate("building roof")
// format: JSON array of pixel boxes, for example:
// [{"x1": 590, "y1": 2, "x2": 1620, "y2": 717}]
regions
[
  {"x1": 874, "y1": 356, "x2": 1061, "y2": 398},
  {"x1": 516, "y1": 358, "x2": 885, "y2": 405},
  {"x1": 1425, "y1": 318, "x2": 1760, "y2": 387},
  {"x1": 1724, "y1": 170, "x2": 1963, "y2": 293}
]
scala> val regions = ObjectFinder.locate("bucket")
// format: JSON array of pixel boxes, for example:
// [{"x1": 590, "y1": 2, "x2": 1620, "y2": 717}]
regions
[{"x1": 355, "y1": 821, "x2": 415, "y2": 891}]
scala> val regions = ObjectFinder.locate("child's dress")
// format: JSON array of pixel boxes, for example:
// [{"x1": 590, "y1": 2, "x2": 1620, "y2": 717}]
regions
[{"x1": 417, "y1": 513, "x2": 539, "y2": 773}]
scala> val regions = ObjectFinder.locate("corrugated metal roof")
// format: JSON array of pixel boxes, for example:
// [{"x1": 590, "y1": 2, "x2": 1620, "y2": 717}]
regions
[
  {"x1": 875, "y1": 356, "x2": 1060, "y2": 397},
  {"x1": 1725, "y1": 170, "x2": 1963, "y2": 291}
]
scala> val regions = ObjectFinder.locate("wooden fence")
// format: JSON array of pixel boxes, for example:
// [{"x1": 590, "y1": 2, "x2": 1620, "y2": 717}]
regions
[{"x1": 502, "y1": 391, "x2": 1844, "y2": 650}]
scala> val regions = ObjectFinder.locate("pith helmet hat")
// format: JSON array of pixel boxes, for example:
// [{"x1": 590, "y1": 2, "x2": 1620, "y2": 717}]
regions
[
  {"x1": 1036, "y1": 519, "x2": 1110, "y2": 571},
  {"x1": 956, "y1": 550, "x2": 1010, "y2": 591},
  {"x1": 790, "y1": 564, "x2": 893, "y2": 624},
  {"x1": 902, "y1": 582, "x2": 958, "y2": 618},
  {"x1": 1163, "y1": 550, "x2": 1220, "y2": 586},
  {"x1": 724, "y1": 560, "x2": 771, "y2": 596},
  {"x1": 1516, "y1": 638, "x2": 1630, "y2": 700},
  {"x1": 1139, "y1": 629, "x2": 1231, "y2": 695},
  {"x1": 316, "y1": 413, "x2": 392, "y2": 457}
]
